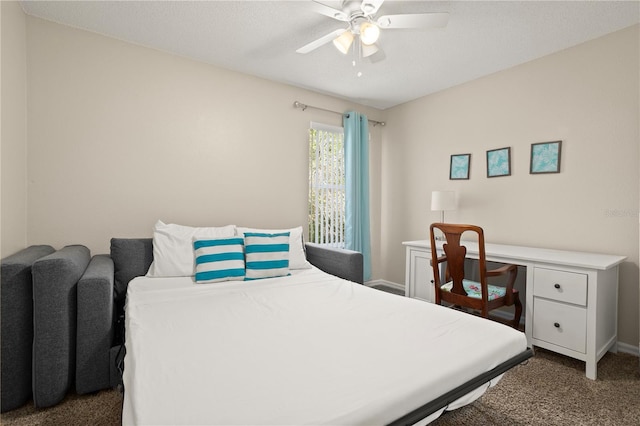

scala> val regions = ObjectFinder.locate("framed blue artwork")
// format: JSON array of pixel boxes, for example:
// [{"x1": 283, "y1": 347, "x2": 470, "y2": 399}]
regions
[
  {"x1": 486, "y1": 147, "x2": 511, "y2": 178},
  {"x1": 530, "y1": 140, "x2": 562, "y2": 174},
  {"x1": 450, "y1": 153, "x2": 471, "y2": 180}
]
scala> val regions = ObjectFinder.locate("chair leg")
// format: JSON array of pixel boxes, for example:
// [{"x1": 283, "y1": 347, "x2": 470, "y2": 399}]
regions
[{"x1": 512, "y1": 292, "x2": 523, "y2": 329}]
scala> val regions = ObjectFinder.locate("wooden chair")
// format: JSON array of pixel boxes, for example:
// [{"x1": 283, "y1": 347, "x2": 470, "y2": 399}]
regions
[{"x1": 429, "y1": 223, "x2": 522, "y2": 328}]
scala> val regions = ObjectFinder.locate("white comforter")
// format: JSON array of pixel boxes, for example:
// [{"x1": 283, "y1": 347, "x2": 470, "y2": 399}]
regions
[{"x1": 122, "y1": 267, "x2": 527, "y2": 425}]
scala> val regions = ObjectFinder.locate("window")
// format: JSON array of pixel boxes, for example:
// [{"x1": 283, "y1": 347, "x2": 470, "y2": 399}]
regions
[{"x1": 308, "y1": 122, "x2": 345, "y2": 247}]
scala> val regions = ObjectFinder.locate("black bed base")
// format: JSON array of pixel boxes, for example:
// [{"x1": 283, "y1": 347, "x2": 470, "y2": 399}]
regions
[{"x1": 388, "y1": 347, "x2": 534, "y2": 426}]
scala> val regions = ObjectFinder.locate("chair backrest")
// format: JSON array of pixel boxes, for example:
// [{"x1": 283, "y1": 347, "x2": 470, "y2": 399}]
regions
[{"x1": 429, "y1": 223, "x2": 488, "y2": 305}]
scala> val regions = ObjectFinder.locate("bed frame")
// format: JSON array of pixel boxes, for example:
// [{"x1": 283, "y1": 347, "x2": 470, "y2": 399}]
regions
[
  {"x1": 389, "y1": 348, "x2": 533, "y2": 425},
  {"x1": 108, "y1": 238, "x2": 533, "y2": 425}
]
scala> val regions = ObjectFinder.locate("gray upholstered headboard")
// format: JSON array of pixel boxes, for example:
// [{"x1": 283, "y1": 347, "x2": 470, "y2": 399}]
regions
[
  {"x1": 110, "y1": 238, "x2": 153, "y2": 307},
  {"x1": 304, "y1": 243, "x2": 363, "y2": 284}
]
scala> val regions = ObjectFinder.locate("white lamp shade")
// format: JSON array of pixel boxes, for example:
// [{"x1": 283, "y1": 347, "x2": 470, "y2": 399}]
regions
[
  {"x1": 359, "y1": 22, "x2": 380, "y2": 45},
  {"x1": 361, "y1": 43, "x2": 379, "y2": 58},
  {"x1": 333, "y1": 31, "x2": 354, "y2": 54},
  {"x1": 431, "y1": 191, "x2": 457, "y2": 211}
]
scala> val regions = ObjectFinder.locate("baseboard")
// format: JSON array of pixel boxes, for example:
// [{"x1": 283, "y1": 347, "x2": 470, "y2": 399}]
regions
[
  {"x1": 365, "y1": 279, "x2": 404, "y2": 292},
  {"x1": 617, "y1": 341, "x2": 640, "y2": 357},
  {"x1": 488, "y1": 307, "x2": 526, "y2": 327}
]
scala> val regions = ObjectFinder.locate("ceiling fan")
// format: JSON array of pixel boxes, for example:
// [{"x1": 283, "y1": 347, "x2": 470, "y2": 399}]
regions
[{"x1": 296, "y1": 0, "x2": 449, "y2": 61}]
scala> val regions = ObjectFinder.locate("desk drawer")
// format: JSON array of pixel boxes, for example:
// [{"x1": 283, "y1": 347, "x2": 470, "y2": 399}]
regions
[
  {"x1": 533, "y1": 267, "x2": 587, "y2": 306},
  {"x1": 533, "y1": 298, "x2": 586, "y2": 353}
]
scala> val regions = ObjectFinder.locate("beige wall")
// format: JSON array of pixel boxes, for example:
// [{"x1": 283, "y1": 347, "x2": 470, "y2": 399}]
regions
[
  {"x1": 1, "y1": 1, "x2": 28, "y2": 257},
  {"x1": 3, "y1": 8, "x2": 638, "y2": 347},
  {"x1": 24, "y1": 16, "x2": 384, "y2": 276},
  {"x1": 381, "y1": 25, "x2": 640, "y2": 347}
]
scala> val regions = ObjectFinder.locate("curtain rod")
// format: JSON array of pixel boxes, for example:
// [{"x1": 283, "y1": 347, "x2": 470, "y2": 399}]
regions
[{"x1": 293, "y1": 101, "x2": 385, "y2": 127}]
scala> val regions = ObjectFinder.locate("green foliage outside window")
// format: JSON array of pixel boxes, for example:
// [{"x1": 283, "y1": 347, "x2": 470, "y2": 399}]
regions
[{"x1": 308, "y1": 128, "x2": 345, "y2": 247}]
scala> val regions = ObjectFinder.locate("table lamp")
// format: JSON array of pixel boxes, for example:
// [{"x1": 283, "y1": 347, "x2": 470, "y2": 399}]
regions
[{"x1": 431, "y1": 190, "x2": 457, "y2": 223}]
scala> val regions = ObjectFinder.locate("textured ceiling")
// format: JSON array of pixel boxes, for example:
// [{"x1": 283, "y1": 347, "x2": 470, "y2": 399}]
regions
[{"x1": 20, "y1": 0, "x2": 640, "y2": 110}]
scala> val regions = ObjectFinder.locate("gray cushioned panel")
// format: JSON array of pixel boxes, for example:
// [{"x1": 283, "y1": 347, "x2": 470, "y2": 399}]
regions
[
  {"x1": 304, "y1": 243, "x2": 364, "y2": 284},
  {"x1": 76, "y1": 254, "x2": 114, "y2": 394},
  {"x1": 110, "y1": 238, "x2": 153, "y2": 306},
  {"x1": 1, "y1": 245, "x2": 55, "y2": 412},
  {"x1": 32, "y1": 245, "x2": 90, "y2": 408}
]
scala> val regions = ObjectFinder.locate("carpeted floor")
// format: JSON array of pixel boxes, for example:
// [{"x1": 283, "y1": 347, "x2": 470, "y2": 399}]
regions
[
  {"x1": 433, "y1": 348, "x2": 640, "y2": 426},
  {"x1": 1, "y1": 388, "x2": 122, "y2": 426},
  {"x1": 2, "y1": 348, "x2": 638, "y2": 425}
]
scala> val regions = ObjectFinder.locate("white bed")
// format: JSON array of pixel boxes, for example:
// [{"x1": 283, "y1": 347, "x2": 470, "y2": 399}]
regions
[{"x1": 122, "y1": 266, "x2": 528, "y2": 425}]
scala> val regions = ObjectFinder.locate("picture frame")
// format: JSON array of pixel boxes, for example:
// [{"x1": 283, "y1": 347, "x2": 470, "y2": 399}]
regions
[
  {"x1": 449, "y1": 153, "x2": 471, "y2": 180},
  {"x1": 530, "y1": 140, "x2": 562, "y2": 174},
  {"x1": 486, "y1": 147, "x2": 511, "y2": 178}
]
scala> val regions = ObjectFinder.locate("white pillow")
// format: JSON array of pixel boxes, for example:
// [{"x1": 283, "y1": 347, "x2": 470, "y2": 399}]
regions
[
  {"x1": 147, "y1": 220, "x2": 237, "y2": 277},
  {"x1": 236, "y1": 226, "x2": 311, "y2": 270}
]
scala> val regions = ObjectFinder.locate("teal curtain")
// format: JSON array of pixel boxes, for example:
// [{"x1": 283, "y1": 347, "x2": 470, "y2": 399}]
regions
[{"x1": 343, "y1": 111, "x2": 371, "y2": 281}]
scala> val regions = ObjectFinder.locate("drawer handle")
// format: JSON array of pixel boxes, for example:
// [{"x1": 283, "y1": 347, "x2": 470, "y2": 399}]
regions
[
  {"x1": 554, "y1": 322, "x2": 560, "y2": 328},
  {"x1": 554, "y1": 283, "x2": 561, "y2": 289}
]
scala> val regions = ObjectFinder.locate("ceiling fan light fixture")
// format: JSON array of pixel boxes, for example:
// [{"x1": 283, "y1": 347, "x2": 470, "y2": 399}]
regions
[
  {"x1": 361, "y1": 43, "x2": 379, "y2": 58},
  {"x1": 333, "y1": 30, "x2": 354, "y2": 54},
  {"x1": 359, "y1": 21, "x2": 380, "y2": 45}
]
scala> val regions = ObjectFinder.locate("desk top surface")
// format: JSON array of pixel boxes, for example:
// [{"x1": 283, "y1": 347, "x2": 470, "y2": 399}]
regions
[{"x1": 403, "y1": 240, "x2": 627, "y2": 271}]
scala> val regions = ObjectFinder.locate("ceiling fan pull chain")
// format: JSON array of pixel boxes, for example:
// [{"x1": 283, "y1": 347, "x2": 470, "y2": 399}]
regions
[{"x1": 353, "y1": 37, "x2": 363, "y2": 77}]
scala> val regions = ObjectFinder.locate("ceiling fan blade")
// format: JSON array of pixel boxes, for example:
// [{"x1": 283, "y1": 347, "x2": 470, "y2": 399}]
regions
[
  {"x1": 309, "y1": 1, "x2": 350, "y2": 21},
  {"x1": 296, "y1": 28, "x2": 347, "y2": 54},
  {"x1": 377, "y1": 12, "x2": 449, "y2": 29},
  {"x1": 361, "y1": 0, "x2": 384, "y2": 16}
]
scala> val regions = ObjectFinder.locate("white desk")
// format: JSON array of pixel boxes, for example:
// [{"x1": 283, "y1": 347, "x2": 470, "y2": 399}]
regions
[{"x1": 403, "y1": 239, "x2": 626, "y2": 380}]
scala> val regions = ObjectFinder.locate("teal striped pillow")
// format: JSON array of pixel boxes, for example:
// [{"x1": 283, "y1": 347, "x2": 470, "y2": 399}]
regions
[
  {"x1": 194, "y1": 237, "x2": 245, "y2": 283},
  {"x1": 244, "y1": 232, "x2": 290, "y2": 280}
]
